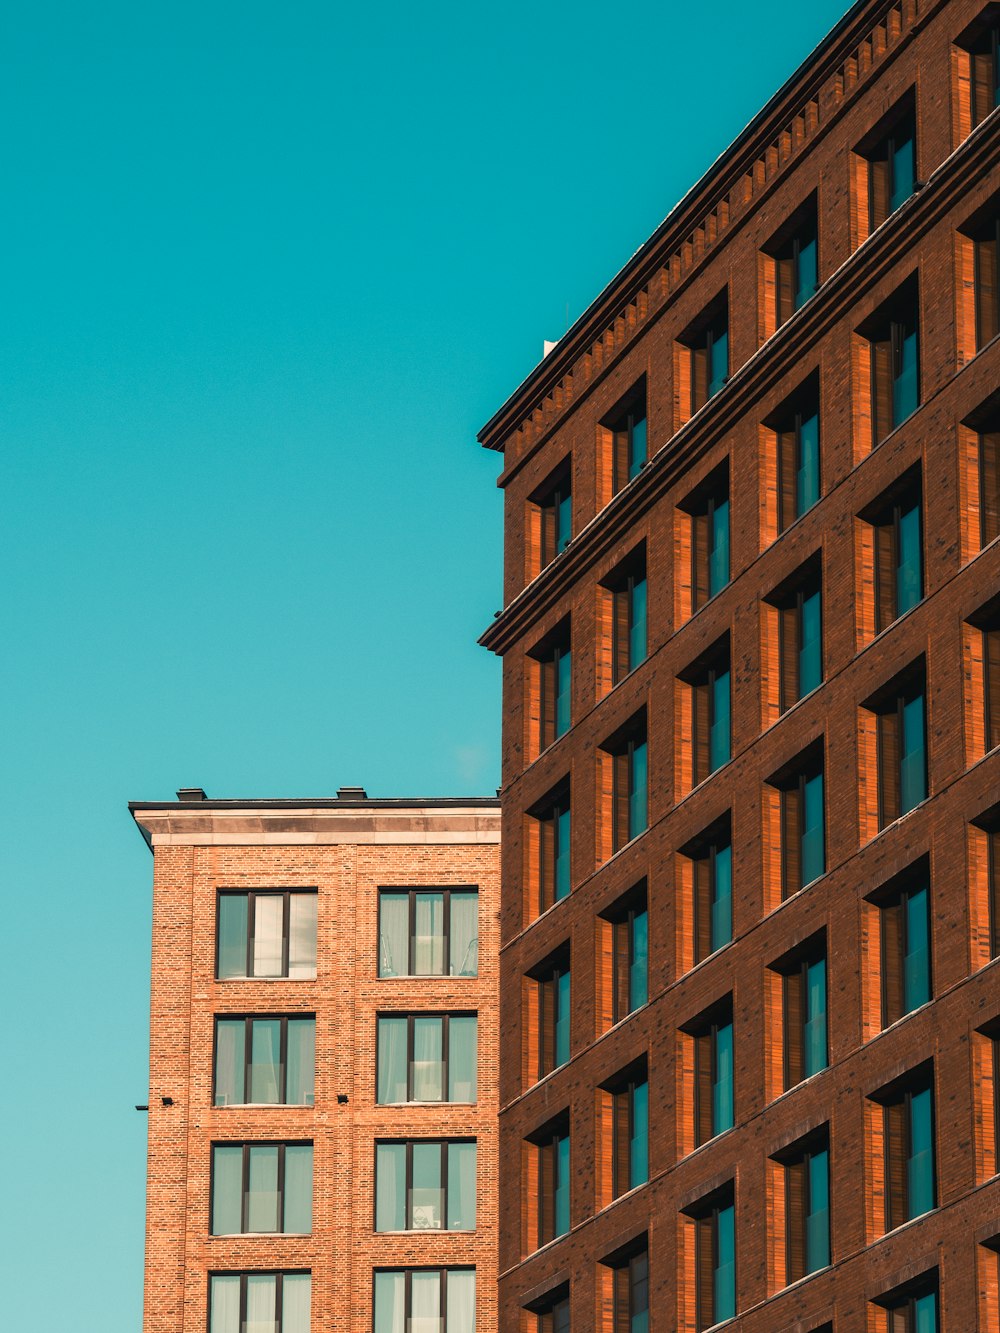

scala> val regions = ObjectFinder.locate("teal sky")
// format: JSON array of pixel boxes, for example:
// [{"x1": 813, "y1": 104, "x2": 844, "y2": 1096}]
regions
[{"x1": 1, "y1": 0, "x2": 853, "y2": 1325}]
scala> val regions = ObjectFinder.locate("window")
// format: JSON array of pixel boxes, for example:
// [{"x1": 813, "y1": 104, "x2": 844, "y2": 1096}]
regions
[
  {"x1": 374, "y1": 1140, "x2": 476, "y2": 1232},
  {"x1": 680, "y1": 469, "x2": 730, "y2": 611},
  {"x1": 762, "y1": 196, "x2": 819, "y2": 335},
  {"x1": 530, "y1": 784, "x2": 572, "y2": 915},
  {"x1": 781, "y1": 946, "x2": 828, "y2": 1087},
  {"x1": 531, "y1": 461, "x2": 572, "y2": 575},
  {"x1": 778, "y1": 1132, "x2": 830, "y2": 1282},
  {"x1": 378, "y1": 888, "x2": 479, "y2": 978},
  {"x1": 373, "y1": 1269, "x2": 475, "y2": 1333},
  {"x1": 873, "y1": 1270, "x2": 939, "y2": 1332},
  {"x1": 606, "y1": 1244, "x2": 649, "y2": 1333},
  {"x1": 525, "y1": 1285, "x2": 570, "y2": 1333},
  {"x1": 208, "y1": 1273, "x2": 310, "y2": 1333},
  {"x1": 601, "y1": 711, "x2": 648, "y2": 854},
  {"x1": 867, "y1": 481, "x2": 923, "y2": 632},
  {"x1": 985, "y1": 419, "x2": 1000, "y2": 546},
  {"x1": 682, "y1": 818, "x2": 732, "y2": 964},
  {"x1": 530, "y1": 620, "x2": 572, "y2": 752},
  {"x1": 972, "y1": 210, "x2": 999, "y2": 349},
  {"x1": 681, "y1": 637, "x2": 731, "y2": 787},
  {"x1": 766, "y1": 376, "x2": 821, "y2": 532},
  {"x1": 216, "y1": 890, "x2": 317, "y2": 980},
  {"x1": 213, "y1": 1015, "x2": 315, "y2": 1107},
  {"x1": 861, "y1": 101, "x2": 916, "y2": 230},
  {"x1": 874, "y1": 1067, "x2": 936, "y2": 1230},
  {"x1": 211, "y1": 1142, "x2": 312, "y2": 1235},
  {"x1": 602, "y1": 377, "x2": 648, "y2": 497},
  {"x1": 779, "y1": 755, "x2": 825, "y2": 896},
  {"x1": 529, "y1": 947, "x2": 571, "y2": 1079},
  {"x1": 689, "y1": 999, "x2": 734, "y2": 1145},
  {"x1": 603, "y1": 884, "x2": 648, "y2": 1024},
  {"x1": 376, "y1": 1013, "x2": 477, "y2": 1104},
  {"x1": 957, "y1": 9, "x2": 1000, "y2": 130},
  {"x1": 603, "y1": 546, "x2": 647, "y2": 686},
  {"x1": 966, "y1": 601, "x2": 1000, "y2": 763},
  {"x1": 871, "y1": 666, "x2": 928, "y2": 826},
  {"x1": 677, "y1": 291, "x2": 729, "y2": 420},
  {"x1": 529, "y1": 1116, "x2": 571, "y2": 1247},
  {"x1": 688, "y1": 1185, "x2": 736, "y2": 1330},
  {"x1": 877, "y1": 868, "x2": 932, "y2": 1025},
  {"x1": 607, "y1": 1067, "x2": 649, "y2": 1197},
  {"x1": 861, "y1": 279, "x2": 920, "y2": 446},
  {"x1": 974, "y1": 812, "x2": 1000, "y2": 960},
  {"x1": 770, "y1": 565, "x2": 823, "y2": 710},
  {"x1": 961, "y1": 397, "x2": 1000, "y2": 550}
]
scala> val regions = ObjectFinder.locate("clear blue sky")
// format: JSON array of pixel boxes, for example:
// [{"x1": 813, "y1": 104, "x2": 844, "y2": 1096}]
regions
[{"x1": 1, "y1": 0, "x2": 852, "y2": 1325}]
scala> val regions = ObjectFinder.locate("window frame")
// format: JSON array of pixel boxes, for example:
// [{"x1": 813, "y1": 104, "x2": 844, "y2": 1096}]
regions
[
  {"x1": 373, "y1": 1138, "x2": 477, "y2": 1233},
  {"x1": 210, "y1": 1140, "x2": 313, "y2": 1236},
  {"x1": 377, "y1": 887, "x2": 479, "y2": 979},
  {"x1": 212, "y1": 1013, "x2": 316, "y2": 1108},
  {"x1": 609, "y1": 1071, "x2": 649, "y2": 1198},
  {"x1": 371, "y1": 1267, "x2": 476, "y2": 1333},
  {"x1": 215, "y1": 888, "x2": 317, "y2": 981},
  {"x1": 208, "y1": 1271, "x2": 311, "y2": 1333},
  {"x1": 605, "y1": 883, "x2": 649, "y2": 1024},
  {"x1": 375, "y1": 1011, "x2": 478, "y2": 1105}
]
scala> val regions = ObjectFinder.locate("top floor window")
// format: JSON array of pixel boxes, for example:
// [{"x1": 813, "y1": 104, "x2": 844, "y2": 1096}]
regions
[
  {"x1": 860, "y1": 278, "x2": 920, "y2": 447},
  {"x1": 677, "y1": 464, "x2": 730, "y2": 619},
  {"x1": 765, "y1": 373, "x2": 821, "y2": 534},
  {"x1": 676, "y1": 291, "x2": 729, "y2": 424},
  {"x1": 530, "y1": 460, "x2": 572, "y2": 577},
  {"x1": 378, "y1": 888, "x2": 478, "y2": 978},
  {"x1": 602, "y1": 377, "x2": 648, "y2": 499},
  {"x1": 956, "y1": 8, "x2": 1000, "y2": 132},
  {"x1": 762, "y1": 196, "x2": 818, "y2": 338},
  {"x1": 217, "y1": 890, "x2": 317, "y2": 981},
  {"x1": 859, "y1": 97, "x2": 916, "y2": 232}
]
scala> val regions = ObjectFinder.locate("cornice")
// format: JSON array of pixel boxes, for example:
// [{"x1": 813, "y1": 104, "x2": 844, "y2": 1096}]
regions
[{"x1": 478, "y1": 113, "x2": 1000, "y2": 657}]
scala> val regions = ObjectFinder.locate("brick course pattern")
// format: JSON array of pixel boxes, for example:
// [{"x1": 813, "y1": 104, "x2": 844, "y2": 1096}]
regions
[
  {"x1": 132, "y1": 797, "x2": 500, "y2": 1332},
  {"x1": 479, "y1": 0, "x2": 1000, "y2": 1328}
]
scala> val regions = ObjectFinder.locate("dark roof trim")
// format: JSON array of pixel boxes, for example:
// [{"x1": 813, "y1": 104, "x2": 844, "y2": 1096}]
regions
[{"x1": 128, "y1": 797, "x2": 501, "y2": 812}]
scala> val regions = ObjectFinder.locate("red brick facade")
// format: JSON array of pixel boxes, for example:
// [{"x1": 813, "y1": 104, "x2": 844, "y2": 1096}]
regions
[{"x1": 132, "y1": 796, "x2": 500, "y2": 1332}]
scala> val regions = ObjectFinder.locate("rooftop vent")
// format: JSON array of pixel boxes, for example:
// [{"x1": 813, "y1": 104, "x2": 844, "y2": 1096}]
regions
[
  {"x1": 176, "y1": 787, "x2": 207, "y2": 802},
  {"x1": 336, "y1": 786, "x2": 368, "y2": 800}
]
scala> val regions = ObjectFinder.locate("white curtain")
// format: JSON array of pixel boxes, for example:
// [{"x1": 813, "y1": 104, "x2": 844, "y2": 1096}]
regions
[
  {"x1": 447, "y1": 1270, "x2": 475, "y2": 1333},
  {"x1": 414, "y1": 893, "x2": 444, "y2": 974},
  {"x1": 375, "y1": 1144, "x2": 405, "y2": 1230},
  {"x1": 245, "y1": 1274, "x2": 277, "y2": 1333},
  {"x1": 412, "y1": 1017, "x2": 443, "y2": 1101},
  {"x1": 288, "y1": 893, "x2": 317, "y2": 977},
  {"x1": 252, "y1": 895, "x2": 284, "y2": 976},
  {"x1": 410, "y1": 1271, "x2": 441, "y2": 1333},
  {"x1": 377, "y1": 1018, "x2": 408, "y2": 1103},
  {"x1": 214, "y1": 1019, "x2": 243, "y2": 1106},
  {"x1": 209, "y1": 1276, "x2": 240, "y2": 1333},
  {"x1": 250, "y1": 1019, "x2": 281, "y2": 1104},
  {"x1": 449, "y1": 893, "x2": 478, "y2": 977},
  {"x1": 379, "y1": 894, "x2": 409, "y2": 976},
  {"x1": 282, "y1": 1275, "x2": 311, "y2": 1333},
  {"x1": 374, "y1": 1271, "x2": 405, "y2": 1333}
]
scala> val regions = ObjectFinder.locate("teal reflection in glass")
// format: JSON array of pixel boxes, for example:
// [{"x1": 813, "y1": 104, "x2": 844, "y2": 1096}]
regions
[
  {"x1": 555, "y1": 803, "x2": 571, "y2": 902},
  {"x1": 555, "y1": 968, "x2": 571, "y2": 1069},
  {"x1": 709, "y1": 325, "x2": 729, "y2": 398},
  {"x1": 286, "y1": 1018, "x2": 315, "y2": 1106},
  {"x1": 555, "y1": 647, "x2": 571, "y2": 738},
  {"x1": 799, "y1": 588, "x2": 822, "y2": 696},
  {"x1": 913, "y1": 1290, "x2": 938, "y2": 1333},
  {"x1": 630, "y1": 908, "x2": 648, "y2": 1011},
  {"x1": 908, "y1": 1084, "x2": 935, "y2": 1218},
  {"x1": 447, "y1": 1141, "x2": 477, "y2": 1231},
  {"x1": 211, "y1": 1145, "x2": 243, "y2": 1235},
  {"x1": 411, "y1": 1141, "x2": 443, "y2": 1229},
  {"x1": 900, "y1": 691, "x2": 927, "y2": 814},
  {"x1": 797, "y1": 411, "x2": 820, "y2": 515},
  {"x1": 806, "y1": 1147, "x2": 830, "y2": 1272},
  {"x1": 896, "y1": 501, "x2": 922, "y2": 615},
  {"x1": 448, "y1": 1015, "x2": 478, "y2": 1102},
  {"x1": 890, "y1": 126, "x2": 916, "y2": 213},
  {"x1": 709, "y1": 497, "x2": 730, "y2": 596},
  {"x1": 217, "y1": 894, "x2": 248, "y2": 979},
  {"x1": 283, "y1": 1144, "x2": 313, "y2": 1233},
  {"x1": 801, "y1": 770, "x2": 825, "y2": 886},
  {"x1": 711, "y1": 842, "x2": 733, "y2": 952},
  {"x1": 375, "y1": 1143, "x2": 406, "y2": 1231},
  {"x1": 795, "y1": 226, "x2": 818, "y2": 308},
  {"x1": 556, "y1": 488, "x2": 572, "y2": 555},
  {"x1": 804, "y1": 955, "x2": 828, "y2": 1077},
  {"x1": 631, "y1": 1079, "x2": 649, "y2": 1187},
  {"x1": 629, "y1": 739, "x2": 648, "y2": 839},
  {"x1": 373, "y1": 1272, "x2": 404, "y2": 1333},
  {"x1": 554, "y1": 1133, "x2": 570, "y2": 1237},
  {"x1": 714, "y1": 1021, "x2": 734, "y2": 1134},
  {"x1": 249, "y1": 1019, "x2": 281, "y2": 1104},
  {"x1": 715, "y1": 1202, "x2": 736, "y2": 1321},
  {"x1": 630, "y1": 576, "x2": 647, "y2": 670},
  {"x1": 903, "y1": 885, "x2": 931, "y2": 1013},
  {"x1": 630, "y1": 412, "x2": 647, "y2": 481},
  {"x1": 893, "y1": 315, "x2": 919, "y2": 425},
  {"x1": 214, "y1": 1018, "x2": 244, "y2": 1107},
  {"x1": 710, "y1": 668, "x2": 731, "y2": 772}
]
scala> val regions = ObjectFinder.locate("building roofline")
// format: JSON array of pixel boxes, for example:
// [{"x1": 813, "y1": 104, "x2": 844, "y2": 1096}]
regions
[
  {"x1": 128, "y1": 796, "x2": 501, "y2": 813},
  {"x1": 475, "y1": 0, "x2": 901, "y2": 452}
]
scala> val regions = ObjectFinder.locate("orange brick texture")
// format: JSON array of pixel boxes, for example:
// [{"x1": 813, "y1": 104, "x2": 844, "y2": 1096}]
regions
[
  {"x1": 133, "y1": 801, "x2": 500, "y2": 1333},
  {"x1": 478, "y1": 0, "x2": 1000, "y2": 1327}
]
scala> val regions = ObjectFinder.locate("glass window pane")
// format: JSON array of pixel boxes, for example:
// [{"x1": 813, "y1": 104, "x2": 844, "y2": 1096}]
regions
[
  {"x1": 556, "y1": 489, "x2": 572, "y2": 553},
  {"x1": 250, "y1": 1019, "x2": 282, "y2": 1105},
  {"x1": 714, "y1": 1022, "x2": 734, "y2": 1133},
  {"x1": 373, "y1": 1271, "x2": 405, "y2": 1333},
  {"x1": 379, "y1": 893, "x2": 409, "y2": 977},
  {"x1": 802, "y1": 771, "x2": 825, "y2": 886},
  {"x1": 449, "y1": 892, "x2": 478, "y2": 977},
  {"x1": 710, "y1": 669, "x2": 731, "y2": 770},
  {"x1": 913, "y1": 1291, "x2": 937, "y2": 1333},
  {"x1": 245, "y1": 1275, "x2": 277, "y2": 1333},
  {"x1": 286, "y1": 1019, "x2": 315, "y2": 1107},
  {"x1": 377, "y1": 1017, "x2": 408, "y2": 1104},
  {"x1": 217, "y1": 895, "x2": 248, "y2": 979},
  {"x1": 556, "y1": 648, "x2": 572, "y2": 737},
  {"x1": 908, "y1": 1086, "x2": 935, "y2": 1217},
  {"x1": 630, "y1": 577, "x2": 647, "y2": 669},
  {"x1": 806, "y1": 1148, "x2": 830, "y2": 1271},
  {"x1": 630, "y1": 908, "x2": 648, "y2": 1011},
  {"x1": 709, "y1": 329, "x2": 729, "y2": 397},
  {"x1": 448, "y1": 1015, "x2": 478, "y2": 1103},
  {"x1": 555, "y1": 1133, "x2": 570, "y2": 1236},
  {"x1": 413, "y1": 1016, "x2": 444, "y2": 1101},
  {"x1": 246, "y1": 1145, "x2": 279, "y2": 1232},
  {"x1": 629, "y1": 740, "x2": 648, "y2": 838},
  {"x1": 795, "y1": 232, "x2": 818, "y2": 308},
  {"x1": 630, "y1": 413, "x2": 647, "y2": 478},
  {"x1": 709, "y1": 499, "x2": 730, "y2": 595},
  {"x1": 715, "y1": 1203, "x2": 736, "y2": 1320},
  {"x1": 447, "y1": 1141, "x2": 477, "y2": 1231},
  {"x1": 214, "y1": 1019, "x2": 245, "y2": 1107},
  {"x1": 897, "y1": 503, "x2": 922, "y2": 614},
  {"x1": 904, "y1": 885, "x2": 931, "y2": 1012},
  {"x1": 893, "y1": 322, "x2": 919, "y2": 424},
  {"x1": 288, "y1": 893, "x2": 317, "y2": 978},
  {"x1": 800, "y1": 589, "x2": 822, "y2": 695},
  {"x1": 209, "y1": 1275, "x2": 240, "y2": 1333},
  {"x1": 414, "y1": 893, "x2": 445, "y2": 976},
  {"x1": 797, "y1": 412, "x2": 820, "y2": 514},
  {"x1": 411, "y1": 1141, "x2": 444, "y2": 1229},
  {"x1": 375, "y1": 1143, "x2": 406, "y2": 1231},
  {"x1": 211, "y1": 1145, "x2": 243, "y2": 1235},
  {"x1": 631, "y1": 1079, "x2": 649, "y2": 1186},
  {"x1": 282, "y1": 1275, "x2": 311, "y2": 1333},
  {"x1": 712, "y1": 844, "x2": 733, "y2": 951},
  {"x1": 555, "y1": 969, "x2": 571, "y2": 1068},
  {"x1": 283, "y1": 1144, "x2": 313, "y2": 1233},
  {"x1": 555, "y1": 805, "x2": 571, "y2": 901},
  {"x1": 804, "y1": 956, "x2": 828, "y2": 1076},
  {"x1": 446, "y1": 1270, "x2": 476, "y2": 1333},
  {"x1": 900, "y1": 692, "x2": 927, "y2": 813},
  {"x1": 890, "y1": 130, "x2": 915, "y2": 212},
  {"x1": 252, "y1": 895, "x2": 284, "y2": 978},
  {"x1": 411, "y1": 1271, "x2": 441, "y2": 1333}
]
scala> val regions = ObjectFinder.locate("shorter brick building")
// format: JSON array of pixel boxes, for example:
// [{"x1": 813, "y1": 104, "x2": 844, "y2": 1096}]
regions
[{"x1": 131, "y1": 788, "x2": 500, "y2": 1333}]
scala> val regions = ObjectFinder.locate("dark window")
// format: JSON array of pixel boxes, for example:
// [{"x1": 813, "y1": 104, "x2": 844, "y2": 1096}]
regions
[
  {"x1": 531, "y1": 947, "x2": 571, "y2": 1077},
  {"x1": 780, "y1": 944, "x2": 828, "y2": 1087},
  {"x1": 606, "y1": 885, "x2": 649, "y2": 1022},
  {"x1": 863, "y1": 279, "x2": 920, "y2": 444},
  {"x1": 216, "y1": 890, "x2": 317, "y2": 980},
  {"x1": 374, "y1": 1140, "x2": 476, "y2": 1232},
  {"x1": 213, "y1": 1015, "x2": 315, "y2": 1107},
  {"x1": 533, "y1": 462, "x2": 572, "y2": 570},
  {"x1": 378, "y1": 888, "x2": 478, "y2": 978},
  {"x1": 867, "y1": 478, "x2": 923, "y2": 631},
  {"x1": 531, "y1": 1117, "x2": 571, "y2": 1246},
  {"x1": 534, "y1": 785, "x2": 572, "y2": 912},
  {"x1": 684, "y1": 639, "x2": 731, "y2": 783},
  {"x1": 690, "y1": 1185, "x2": 736, "y2": 1330},
  {"x1": 877, "y1": 868, "x2": 932, "y2": 1026},
  {"x1": 683, "y1": 470, "x2": 730, "y2": 609},
  {"x1": 372, "y1": 1269, "x2": 476, "y2": 1333},
  {"x1": 771, "y1": 562, "x2": 823, "y2": 709},
  {"x1": 862, "y1": 102, "x2": 917, "y2": 229},
  {"x1": 376, "y1": 1013, "x2": 477, "y2": 1104},
  {"x1": 605, "y1": 547, "x2": 647, "y2": 684},
  {"x1": 211, "y1": 1142, "x2": 313, "y2": 1235},
  {"x1": 525, "y1": 1285, "x2": 570, "y2": 1333},
  {"x1": 963, "y1": 11, "x2": 1000, "y2": 127},
  {"x1": 984, "y1": 818, "x2": 1000, "y2": 959},
  {"x1": 610, "y1": 1245, "x2": 649, "y2": 1333},
  {"x1": 208, "y1": 1272, "x2": 310, "y2": 1333},
  {"x1": 604, "y1": 712, "x2": 648, "y2": 852},
  {"x1": 604, "y1": 378, "x2": 648, "y2": 494},
  {"x1": 684, "y1": 295, "x2": 729, "y2": 412},
  {"x1": 684, "y1": 819, "x2": 733, "y2": 964},
  {"x1": 766, "y1": 198, "x2": 819, "y2": 325},
  {"x1": 779, "y1": 1131, "x2": 831, "y2": 1282},
  {"x1": 608, "y1": 1067, "x2": 649, "y2": 1197},
  {"x1": 777, "y1": 754, "x2": 825, "y2": 897},
  {"x1": 981, "y1": 416, "x2": 1000, "y2": 547},
  {"x1": 690, "y1": 1000, "x2": 734, "y2": 1145},
  {"x1": 531, "y1": 620, "x2": 572, "y2": 751},
  {"x1": 875, "y1": 1068, "x2": 936, "y2": 1230},
  {"x1": 973, "y1": 213, "x2": 999, "y2": 349},
  {"x1": 871, "y1": 665, "x2": 928, "y2": 826},
  {"x1": 767, "y1": 375, "x2": 821, "y2": 530},
  {"x1": 874, "y1": 1271, "x2": 939, "y2": 1333}
]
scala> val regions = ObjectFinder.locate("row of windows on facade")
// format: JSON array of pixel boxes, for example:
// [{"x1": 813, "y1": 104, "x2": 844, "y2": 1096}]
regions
[
  {"x1": 207, "y1": 1139, "x2": 479, "y2": 1235},
  {"x1": 526, "y1": 71, "x2": 1000, "y2": 587},
  {"x1": 214, "y1": 887, "x2": 480, "y2": 981},
  {"x1": 205, "y1": 1268, "x2": 476, "y2": 1333}
]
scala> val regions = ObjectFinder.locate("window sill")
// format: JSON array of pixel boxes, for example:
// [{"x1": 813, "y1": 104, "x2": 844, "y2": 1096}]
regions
[
  {"x1": 375, "y1": 1227, "x2": 476, "y2": 1235},
  {"x1": 215, "y1": 975, "x2": 317, "y2": 984},
  {"x1": 212, "y1": 1102, "x2": 315, "y2": 1110},
  {"x1": 210, "y1": 1230, "x2": 311, "y2": 1239},
  {"x1": 873, "y1": 1203, "x2": 939, "y2": 1246},
  {"x1": 377, "y1": 974, "x2": 478, "y2": 982},
  {"x1": 376, "y1": 1100, "x2": 479, "y2": 1108}
]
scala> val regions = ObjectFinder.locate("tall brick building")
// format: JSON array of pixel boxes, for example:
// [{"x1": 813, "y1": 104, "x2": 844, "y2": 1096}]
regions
[
  {"x1": 131, "y1": 789, "x2": 500, "y2": 1333},
  {"x1": 478, "y1": 0, "x2": 1000, "y2": 1327}
]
